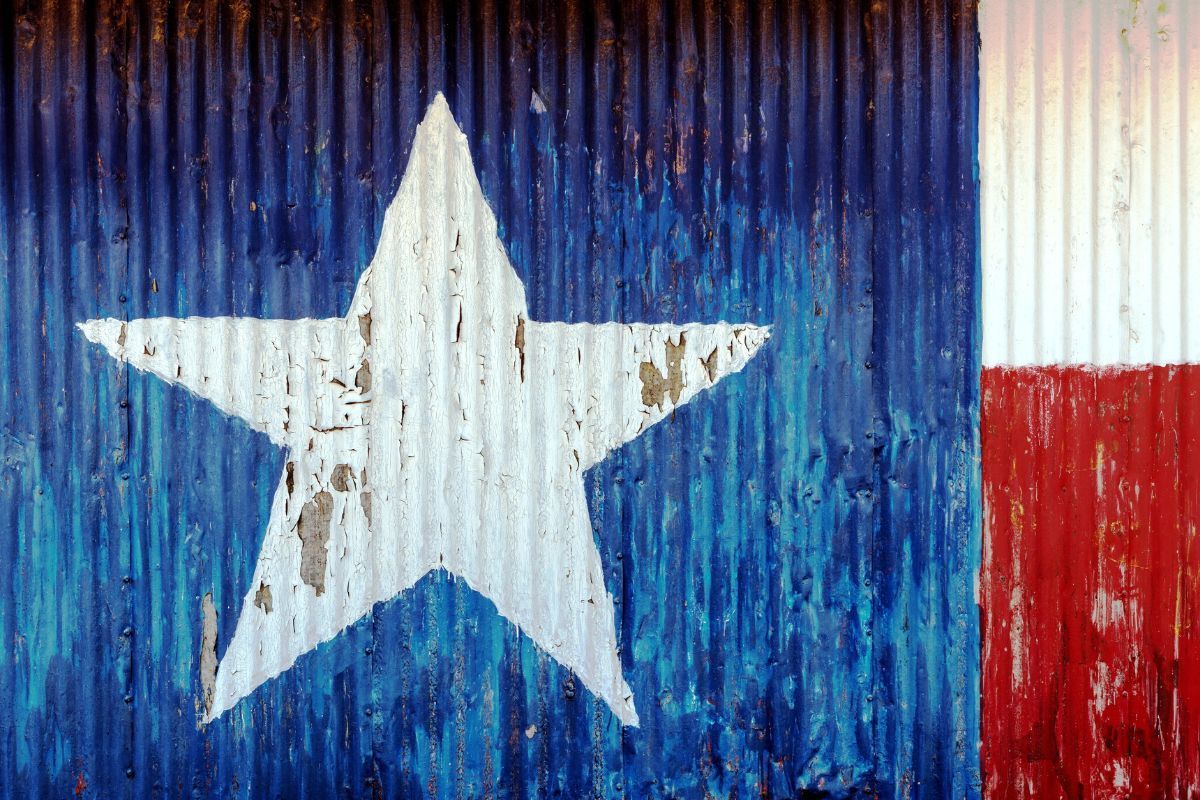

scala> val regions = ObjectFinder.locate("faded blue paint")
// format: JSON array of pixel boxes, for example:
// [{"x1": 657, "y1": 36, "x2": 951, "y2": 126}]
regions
[{"x1": 0, "y1": 1, "x2": 980, "y2": 797}]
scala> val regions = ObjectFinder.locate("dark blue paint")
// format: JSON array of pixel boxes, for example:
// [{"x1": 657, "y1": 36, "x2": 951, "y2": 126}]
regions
[{"x1": 0, "y1": 1, "x2": 980, "y2": 796}]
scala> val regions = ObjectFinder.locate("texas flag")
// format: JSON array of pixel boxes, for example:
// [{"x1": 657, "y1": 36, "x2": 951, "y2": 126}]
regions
[{"x1": 0, "y1": 1, "x2": 1194, "y2": 799}]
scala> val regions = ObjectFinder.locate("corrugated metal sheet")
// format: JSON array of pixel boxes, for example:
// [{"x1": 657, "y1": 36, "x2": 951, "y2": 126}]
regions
[
  {"x1": 0, "y1": 2, "x2": 981, "y2": 797},
  {"x1": 980, "y1": 1, "x2": 1200, "y2": 797}
]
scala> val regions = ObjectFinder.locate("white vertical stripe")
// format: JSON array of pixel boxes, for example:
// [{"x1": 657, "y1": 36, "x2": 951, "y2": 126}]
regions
[
  {"x1": 1183, "y1": 4, "x2": 1200, "y2": 358},
  {"x1": 980, "y1": 0, "x2": 1200, "y2": 367}
]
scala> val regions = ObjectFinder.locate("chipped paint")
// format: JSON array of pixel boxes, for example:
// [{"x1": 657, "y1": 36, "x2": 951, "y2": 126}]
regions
[
  {"x1": 639, "y1": 335, "x2": 687, "y2": 409},
  {"x1": 200, "y1": 593, "x2": 218, "y2": 716},
  {"x1": 295, "y1": 492, "x2": 332, "y2": 597},
  {"x1": 329, "y1": 464, "x2": 352, "y2": 493},
  {"x1": 253, "y1": 583, "x2": 273, "y2": 615},
  {"x1": 514, "y1": 316, "x2": 526, "y2": 381},
  {"x1": 80, "y1": 98, "x2": 770, "y2": 726},
  {"x1": 0, "y1": 1, "x2": 981, "y2": 796}
]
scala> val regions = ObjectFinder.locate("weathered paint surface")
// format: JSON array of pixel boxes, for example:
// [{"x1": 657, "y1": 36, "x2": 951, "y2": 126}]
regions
[
  {"x1": 80, "y1": 95, "x2": 771, "y2": 727},
  {"x1": 982, "y1": 366, "x2": 1200, "y2": 798},
  {"x1": 0, "y1": 1, "x2": 980, "y2": 797},
  {"x1": 979, "y1": 0, "x2": 1200, "y2": 796}
]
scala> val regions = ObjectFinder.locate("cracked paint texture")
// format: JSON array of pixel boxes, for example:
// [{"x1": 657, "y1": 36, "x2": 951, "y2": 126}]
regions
[
  {"x1": 81, "y1": 97, "x2": 770, "y2": 726},
  {"x1": 0, "y1": 1, "x2": 980, "y2": 797}
]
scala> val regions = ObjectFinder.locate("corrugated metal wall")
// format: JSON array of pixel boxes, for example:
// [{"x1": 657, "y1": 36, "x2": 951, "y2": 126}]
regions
[
  {"x1": 0, "y1": 1, "x2": 981, "y2": 797},
  {"x1": 980, "y1": 1, "x2": 1200, "y2": 797}
]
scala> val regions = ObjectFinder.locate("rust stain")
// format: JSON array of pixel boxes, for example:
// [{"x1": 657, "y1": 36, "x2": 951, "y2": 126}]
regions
[
  {"x1": 199, "y1": 592, "x2": 218, "y2": 716},
  {"x1": 358, "y1": 311, "x2": 372, "y2": 344},
  {"x1": 514, "y1": 315, "x2": 526, "y2": 381},
  {"x1": 360, "y1": 489, "x2": 373, "y2": 529},
  {"x1": 330, "y1": 463, "x2": 352, "y2": 492},
  {"x1": 355, "y1": 359, "x2": 372, "y2": 393},
  {"x1": 639, "y1": 335, "x2": 687, "y2": 409},
  {"x1": 702, "y1": 347, "x2": 719, "y2": 383},
  {"x1": 296, "y1": 491, "x2": 332, "y2": 596},
  {"x1": 254, "y1": 582, "x2": 273, "y2": 614}
]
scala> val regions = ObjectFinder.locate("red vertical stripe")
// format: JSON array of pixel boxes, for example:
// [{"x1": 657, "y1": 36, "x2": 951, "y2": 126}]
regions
[{"x1": 982, "y1": 365, "x2": 1200, "y2": 798}]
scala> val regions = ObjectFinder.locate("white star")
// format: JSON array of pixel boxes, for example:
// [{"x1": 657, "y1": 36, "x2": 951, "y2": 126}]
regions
[{"x1": 79, "y1": 94, "x2": 770, "y2": 726}]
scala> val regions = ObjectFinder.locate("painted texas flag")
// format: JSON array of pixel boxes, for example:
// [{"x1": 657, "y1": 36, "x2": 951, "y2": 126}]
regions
[{"x1": 0, "y1": 0, "x2": 1197, "y2": 799}]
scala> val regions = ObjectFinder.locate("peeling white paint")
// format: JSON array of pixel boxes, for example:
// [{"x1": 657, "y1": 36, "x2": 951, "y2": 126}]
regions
[
  {"x1": 80, "y1": 94, "x2": 770, "y2": 726},
  {"x1": 200, "y1": 592, "x2": 218, "y2": 716},
  {"x1": 529, "y1": 89, "x2": 547, "y2": 115}
]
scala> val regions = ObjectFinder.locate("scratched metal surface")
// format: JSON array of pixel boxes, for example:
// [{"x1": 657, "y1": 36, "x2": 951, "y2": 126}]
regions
[{"x1": 0, "y1": 1, "x2": 980, "y2": 797}]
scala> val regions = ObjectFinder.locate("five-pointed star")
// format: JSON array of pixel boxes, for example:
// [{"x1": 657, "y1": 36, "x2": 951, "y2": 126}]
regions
[{"x1": 80, "y1": 94, "x2": 770, "y2": 726}]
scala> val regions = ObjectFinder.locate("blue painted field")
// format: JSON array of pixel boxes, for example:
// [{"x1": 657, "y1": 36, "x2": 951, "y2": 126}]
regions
[{"x1": 0, "y1": 1, "x2": 979, "y2": 796}]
